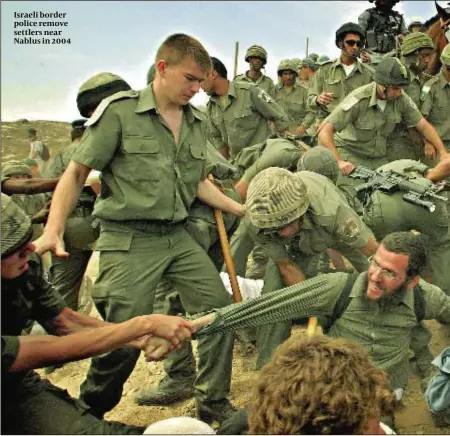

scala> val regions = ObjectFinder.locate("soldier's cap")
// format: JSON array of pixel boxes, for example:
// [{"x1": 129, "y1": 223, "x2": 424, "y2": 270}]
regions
[
  {"x1": 335, "y1": 22, "x2": 365, "y2": 47},
  {"x1": 441, "y1": 43, "x2": 450, "y2": 66},
  {"x1": 307, "y1": 53, "x2": 319, "y2": 62},
  {"x1": 245, "y1": 44, "x2": 268, "y2": 63},
  {"x1": 23, "y1": 158, "x2": 38, "y2": 167},
  {"x1": 317, "y1": 55, "x2": 330, "y2": 64},
  {"x1": 277, "y1": 59, "x2": 298, "y2": 75},
  {"x1": 77, "y1": 72, "x2": 132, "y2": 118},
  {"x1": 1, "y1": 193, "x2": 33, "y2": 258},
  {"x1": 2, "y1": 160, "x2": 32, "y2": 178},
  {"x1": 246, "y1": 167, "x2": 309, "y2": 230},
  {"x1": 146, "y1": 64, "x2": 156, "y2": 85},
  {"x1": 71, "y1": 118, "x2": 88, "y2": 129},
  {"x1": 297, "y1": 147, "x2": 340, "y2": 185},
  {"x1": 301, "y1": 58, "x2": 318, "y2": 70},
  {"x1": 401, "y1": 32, "x2": 434, "y2": 56},
  {"x1": 374, "y1": 57, "x2": 410, "y2": 87}
]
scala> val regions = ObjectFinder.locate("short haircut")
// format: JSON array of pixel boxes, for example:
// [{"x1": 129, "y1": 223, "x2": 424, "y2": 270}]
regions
[
  {"x1": 210, "y1": 57, "x2": 228, "y2": 79},
  {"x1": 155, "y1": 33, "x2": 212, "y2": 73},
  {"x1": 381, "y1": 231, "x2": 427, "y2": 277},
  {"x1": 248, "y1": 335, "x2": 395, "y2": 435}
]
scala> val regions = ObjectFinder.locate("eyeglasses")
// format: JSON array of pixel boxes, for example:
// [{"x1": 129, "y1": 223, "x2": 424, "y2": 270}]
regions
[
  {"x1": 368, "y1": 256, "x2": 399, "y2": 280},
  {"x1": 344, "y1": 40, "x2": 363, "y2": 48}
]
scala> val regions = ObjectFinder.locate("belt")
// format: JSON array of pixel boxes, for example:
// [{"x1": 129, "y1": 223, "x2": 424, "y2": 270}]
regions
[{"x1": 101, "y1": 218, "x2": 187, "y2": 235}]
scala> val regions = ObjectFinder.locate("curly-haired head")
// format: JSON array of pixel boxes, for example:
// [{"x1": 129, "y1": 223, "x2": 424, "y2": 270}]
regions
[{"x1": 248, "y1": 335, "x2": 395, "y2": 434}]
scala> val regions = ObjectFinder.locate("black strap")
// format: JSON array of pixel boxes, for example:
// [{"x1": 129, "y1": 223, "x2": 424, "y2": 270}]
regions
[{"x1": 413, "y1": 285, "x2": 426, "y2": 323}]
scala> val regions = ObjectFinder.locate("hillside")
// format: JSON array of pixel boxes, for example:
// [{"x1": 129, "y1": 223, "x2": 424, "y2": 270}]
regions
[{"x1": 1, "y1": 120, "x2": 71, "y2": 162}]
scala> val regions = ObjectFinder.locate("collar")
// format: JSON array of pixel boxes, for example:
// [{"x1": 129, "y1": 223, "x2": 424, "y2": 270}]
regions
[
  {"x1": 368, "y1": 82, "x2": 379, "y2": 107},
  {"x1": 350, "y1": 271, "x2": 415, "y2": 310},
  {"x1": 439, "y1": 69, "x2": 450, "y2": 89},
  {"x1": 246, "y1": 71, "x2": 264, "y2": 84},
  {"x1": 334, "y1": 57, "x2": 364, "y2": 74},
  {"x1": 277, "y1": 81, "x2": 300, "y2": 91}
]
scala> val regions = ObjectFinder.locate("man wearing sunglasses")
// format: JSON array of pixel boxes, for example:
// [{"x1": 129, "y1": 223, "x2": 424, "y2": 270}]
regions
[
  {"x1": 420, "y1": 43, "x2": 450, "y2": 168},
  {"x1": 243, "y1": 166, "x2": 378, "y2": 369},
  {"x1": 307, "y1": 22, "x2": 374, "y2": 136}
]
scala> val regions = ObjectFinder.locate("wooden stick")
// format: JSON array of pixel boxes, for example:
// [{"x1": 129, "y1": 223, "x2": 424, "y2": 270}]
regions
[
  {"x1": 233, "y1": 41, "x2": 239, "y2": 79},
  {"x1": 306, "y1": 316, "x2": 318, "y2": 338},
  {"x1": 208, "y1": 175, "x2": 242, "y2": 302}
]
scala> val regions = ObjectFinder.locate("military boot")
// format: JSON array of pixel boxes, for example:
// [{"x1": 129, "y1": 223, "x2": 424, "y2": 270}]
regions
[
  {"x1": 135, "y1": 373, "x2": 196, "y2": 406},
  {"x1": 196, "y1": 398, "x2": 236, "y2": 426}
]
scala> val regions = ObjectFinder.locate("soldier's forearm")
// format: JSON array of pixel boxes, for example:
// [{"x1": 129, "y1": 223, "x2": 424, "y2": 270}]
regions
[
  {"x1": 416, "y1": 118, "x2": 447, "y2": 156},
  {"x1": 426, "y1": 154, "x2": 450, "y2": 182},
  {"x1": 277, "y1": 259, "x2": 307, "y2": 287},
  {"x1": 1, "y1": 177, "x2": 60, "y2": 195},
  {"x1": 318, "y1": 122, "x2": 343, "y2": 162}
]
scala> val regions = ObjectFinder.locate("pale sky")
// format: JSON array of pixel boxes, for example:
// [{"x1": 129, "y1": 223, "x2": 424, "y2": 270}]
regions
[{"x1": 1, "y1": 0, "x2": 439, "y2": 122}]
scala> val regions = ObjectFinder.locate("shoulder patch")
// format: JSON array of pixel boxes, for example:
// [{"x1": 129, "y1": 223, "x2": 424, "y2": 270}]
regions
[
  {"x1": 256, "y1": 88, "x2": 274, "y2": 103},
  {"x1": 340, "y1": 95, "x2": 360, "y2": 112},
  {"x1": 85, "y1": 90, "x2": 139, "y2": 127},
  {"x1": 420, "y1": 85, "x2": 431, "y2": 102},
  {"x1": 336, "y1": 216, "x2": 361, "y2": 242}
]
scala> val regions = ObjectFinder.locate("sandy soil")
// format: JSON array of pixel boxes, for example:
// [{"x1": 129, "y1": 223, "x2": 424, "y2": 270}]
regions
[{"x1": 40, "y1": 252, "x2": 450, "y2": 434}]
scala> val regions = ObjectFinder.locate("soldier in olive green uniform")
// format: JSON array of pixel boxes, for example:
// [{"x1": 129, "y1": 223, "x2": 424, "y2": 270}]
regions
[
  {"x1": 36, "y1": 34, "x2": 245, "y2": 423},
  {"x1": 234, "y1": 44, "x2": 276, "y2": 97},
  {"x1": 297, "y1": 58, "x2": 318, "y2": 90},
  {"x1": 387, "y1": 32, "x2": 435, "y2": 162},
  {"x1": 275, "y1": 60, "x2": 315, "y2": 136},
  {"x1": 307, "y1": 23, "x2": 374, "y2": 131},
  {"x1": 244, "y1": 167, "x2": 378, "y2": 368},
  {"x1": 203, "y1": 57, "x2": 290, "y2": 160},
  {"x1": 420, "y1": 43, "x2": 450, "y2": 168},
  {"x1": 319, "y1": 57, "x2": 448, "y2": 209},
  {"x1": 1, "y1": 161, "x2": 47, "y2": 241}
]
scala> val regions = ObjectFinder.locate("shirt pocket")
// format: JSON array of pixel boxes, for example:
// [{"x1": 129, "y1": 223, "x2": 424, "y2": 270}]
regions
[
  {"x1": 234, "y1": 108, "x2": 259, "y2": 131},
  {"x1": 354, "y1": 114, "x2": 376, "y2": 142},
  {"x1": 121, "y1": 136, "x2": 160, "y2": 181},
  {"x1": 429, "y1": 98, "x2": 450, "y2": 124},
  {"x1": 324, "y1": 77, "x2": 343, "y2": 100}
]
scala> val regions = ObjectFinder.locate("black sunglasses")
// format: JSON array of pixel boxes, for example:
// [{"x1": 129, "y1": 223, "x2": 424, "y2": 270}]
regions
[{"x1": 344, "y1": 39, "x2": 363, "y2": 48}]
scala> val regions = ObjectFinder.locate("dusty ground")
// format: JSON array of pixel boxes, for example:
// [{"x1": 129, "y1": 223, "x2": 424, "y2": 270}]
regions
[{"x1": 38, "y1": 253, "x2": 450, "y2": 434}]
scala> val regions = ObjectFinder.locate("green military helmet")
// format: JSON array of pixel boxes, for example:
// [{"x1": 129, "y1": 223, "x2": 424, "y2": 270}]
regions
[
  {"x1": 77, "y1": 72, "x2": 132, "y2": 118},
  {"x1": 335, "y1": 22, "x2": 365, "y2": 48},
  {"x1": 307, "y1": 53, "x2": 319, "y2": 63},
  {"x1": 401, "y1": 32, "x2": 434, "y2": 56},
  {"x1": 245, "y1": 44, "x2": 268, "y2": 64},
  {"x1": 297, "y1": 147, "x2": 340, "y2": 185},
  {"x1": 441, "y1": 43, "x2": 450, "y2": 66},
  {"x1": 277, "y1": 59, "x2": 298, "y2": 76},
  {"x1": 301, "y1": 58, "x2": 318, "y2": 71},
  {"x1": 291, "y1": 57, "x2": 302, "y2": 71},
  {"x1": 407, "y1": 17, "x2": 423, "y2": 32},
  {"x1": 2, "y1": 160, "x2": 32, "y2": 178},
  {"x1": 246, "y1": 167, "x2": 309, "y2": 230},
  {"x1": 317, "y1": 55, "x2": 330, "y2": 64},
  {"x1": 146, "y1": 63, "x2": 156, "y2": 85},
  {"x1": 374, "y1": 57, "x2": 410, "y2": 87},
  {"x1": 1, "y1": 193, "x2": 33, "y2": 258}
]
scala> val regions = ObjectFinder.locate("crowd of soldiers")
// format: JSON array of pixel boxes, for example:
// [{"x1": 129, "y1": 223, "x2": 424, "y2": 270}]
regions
[{"x1": 2, "y1": 0, "x2": 450, "y2": 434}]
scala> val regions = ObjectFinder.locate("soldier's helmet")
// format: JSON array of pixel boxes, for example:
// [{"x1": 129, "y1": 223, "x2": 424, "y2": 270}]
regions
[
  {"x1": 246, "y1": 167, "x2": 309, "y2": 230},
  {"x1": 407, "y1": 17, "x2": 423, "y2": 32},
  {"x1": 245, "y1": 45, "x2": 268, "y2": 64},
  {"x1": 317, "y1": 55, "x2": 330, "y2": 64},
  {"x1": 77, "y1": 72, "x2": 132, "y2": 118},
  {"x1": 301, "y1": 58, "x2": 318, "y2": 70},
  {"x1": 146, "y1": 64, "x2": 156, "y2": 85},
  {"x1": 1, "y1": 193, "x2": 33, "y2": 258},
  {"x1": 440, "y1": 43, "x2": 450, "y2": 66},
  {"x1": 277, "y1": 59, "x2": 298, "y2": 76},
  {"x1": 2, "y1": 160, "x2": 32, "y2": 178},
  {"x1": 296, "y1": 147, "x2": 340, "y2": 185},
  {"x1": 401, "y1": 32, "x2": 434, "y2": 56},
  {"x1": 291, "y1": 57, "x2": 303, "y2": 71},
  {"x1": 374, "y1": 57, "x2": 410, "y2": 87},
  {"x1": 335, "y1": 22, "x2": 366, "y2": 48},
  {"x1": 307, "y1": 53, "x2": 319, "y2": 63}
]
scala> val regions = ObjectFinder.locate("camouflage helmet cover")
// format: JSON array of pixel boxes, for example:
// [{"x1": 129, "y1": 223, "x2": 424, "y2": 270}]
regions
[
  {"x1": 374, "y1": 57, "x2": 410, "y2": 87},
  {"x1": 401, "y1": 32, "x2": 434, "y2": 56},
  {"x1": 277, "y1": 59, "x2": 298, "y2": 75},
  {"x1": 246, "y1": 167, "x2": 309, "y2": 229},
  {"x1": 441, "y1": 43, "x2": 450, "y2": 66},
  {"x1": 76, "y1": 72, "x2": 132, "y2": 118},
  {"x1": 297, "y1": 147, "x2": 340, "y2": 185},
  {"x1": 1, "y1": 193, "x2": 33, "y2": 258},
  {"x1": 2, "y1": 160, "x2": 32, "y2": 178},
  {"x1": 307, "y1": 53, "x2": 319, "y2": 63},
  {"x1": 245, "y1": 44, "x2": 268, "y2": 63},
  {"x1": 301, "y1": 58, "x2": 318, "y2": 70},
  {"x1": 335, "y1": 22, "x2": 366, "y2": 48}
]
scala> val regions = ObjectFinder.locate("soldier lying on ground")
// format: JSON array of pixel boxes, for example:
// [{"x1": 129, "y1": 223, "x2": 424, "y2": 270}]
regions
[{"x1": 1, "y1": 193, "x2": 195, "y2": 435}]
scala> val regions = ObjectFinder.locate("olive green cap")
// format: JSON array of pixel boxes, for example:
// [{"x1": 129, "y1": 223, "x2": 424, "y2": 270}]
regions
[
  {"x1": 401, "y1": 32, "x2": 434, "y2": 56},
  {"x1": 76, "y1": 72, "x2": 132, "y2": 117},
  {"x1": 301, "y1": 58, "x2": 318, "y2": 70},
  {"x1": 291, "y1": 57, "x2": 302, "y2": 70},
  {"x1": 1, "y1": 193, "x2": 33, "y2": 258},
  {"x1": 374, "y1": 57, "x2": 410, "y2": 87},
  {"x1": 246, "y1": 167, "x2": 309, "y2": 230},
  {"x1": 317, "y1": 55, "x2": 330, "y2": 64},
  {"x1": 2, "y1": 160, "x2": 32, "y2": 178},
  {"x1": 441, "y1": 43, "x2": 450, "y2": 66},
  {"x1": 307, "y1": 53, "x2": 319, "y2": 62},
  {"x1": 146, "y1": 64, "x2": 156, "y2": 85},
  {"x1": 277, "y1": 59, "x2": 298, "y2": 75},
  {"x1": 245, "y1": 44, "x2": 268, "y2": 63},
  {"x1": 297, "y1": 147, "x2": 339, "y2": 185}
]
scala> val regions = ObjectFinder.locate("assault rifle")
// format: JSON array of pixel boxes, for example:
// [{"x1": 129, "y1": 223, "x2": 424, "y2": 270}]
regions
[{"x1": 348, "y1": 166, "x2": 449, "y2": 213}]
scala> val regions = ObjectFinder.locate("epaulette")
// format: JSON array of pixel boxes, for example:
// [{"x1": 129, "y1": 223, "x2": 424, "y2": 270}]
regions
[
  {"x1": 340, "y1": 94, "x2": 360, "y2": 112},
  {"x1": 319, "y1": 59, "x2": 336, "y2": 68},
  {"x1": 85, "y1": 90, "x2": 139, "y2": 127},
  {"x1": 234, "y1": 81, "x2": 253, "y2": 90},
  {"x1": 420, "y1": 76, "x2": 438, "y2": 102}
]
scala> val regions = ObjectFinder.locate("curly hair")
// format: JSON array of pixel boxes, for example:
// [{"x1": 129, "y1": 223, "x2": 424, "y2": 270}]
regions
[{"x1": 248, "y1": 336, "x2": 396, "y2": 434}]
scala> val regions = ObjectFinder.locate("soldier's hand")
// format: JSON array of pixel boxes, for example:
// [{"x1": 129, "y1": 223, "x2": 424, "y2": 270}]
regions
[
  {"x1": 317, "y1": 92, "x2": 334, "y2": 105},
  {"x1": 424, "y1": 142, "x2": 437, "y2": 160},
  {"x1": 295, "y1": 126, "x2": 306, "y2": 136},
  {"x1": 143, "y1": 337, "x2": 174, "y2": 361},
  {"x1": 359, "y1": 51, "x2": 371, "y2": 64},
  {"x1": 234, "y1": 180, "x2": 249, "y2": 203},
  {"x1": 141, "y1": 314, "x2": 196, "y2": 347},
  {"x1": 338, "y1": 160, "x2": 355, "y2": 176},
  {"x1": 33, "y1": 232, "x2": 69, "y2": 258}
]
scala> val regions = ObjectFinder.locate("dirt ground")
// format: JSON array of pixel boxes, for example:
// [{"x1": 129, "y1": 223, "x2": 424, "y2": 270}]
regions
[{"x1": 39, "y1": 252, "x2": 449, "y2": 434}]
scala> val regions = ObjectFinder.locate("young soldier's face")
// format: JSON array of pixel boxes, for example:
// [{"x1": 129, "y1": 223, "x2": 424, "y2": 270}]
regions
[
  {"x1": 249, "y1": 57, "x2": 264, "y2": 71},
  {"x1": 1, "y1": 242, "x2": 35, "y2": 279},
  {"x1": 280, "y1": 71, "x2": 296, "y2": 87}
]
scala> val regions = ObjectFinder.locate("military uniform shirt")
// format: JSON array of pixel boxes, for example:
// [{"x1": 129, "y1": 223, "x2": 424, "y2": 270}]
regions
[
  {"x1": 2, "y1": 258, "x2": 66, "y2": 399},
  {"x1": 420, "y1": 70, "x2": 450, "y2": 142},
  {"x1": 72, "y1": 86, "x2": 207, "y2": 223},
  {"x1": 275, "y1": 83, "x2": 311, "y2": 131},
  {"x1": 247, "y1": 171, "x2": 371, "y2": 263},
  {"x1": 326, "y1": 82, "x2": 423, "y2": 158},
  {"x1": 207, "y1": 81, "x2": 290, "y2": 158},
  {"x1": 234, "y1": 71, "x2": 276, "y2": 97}
]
